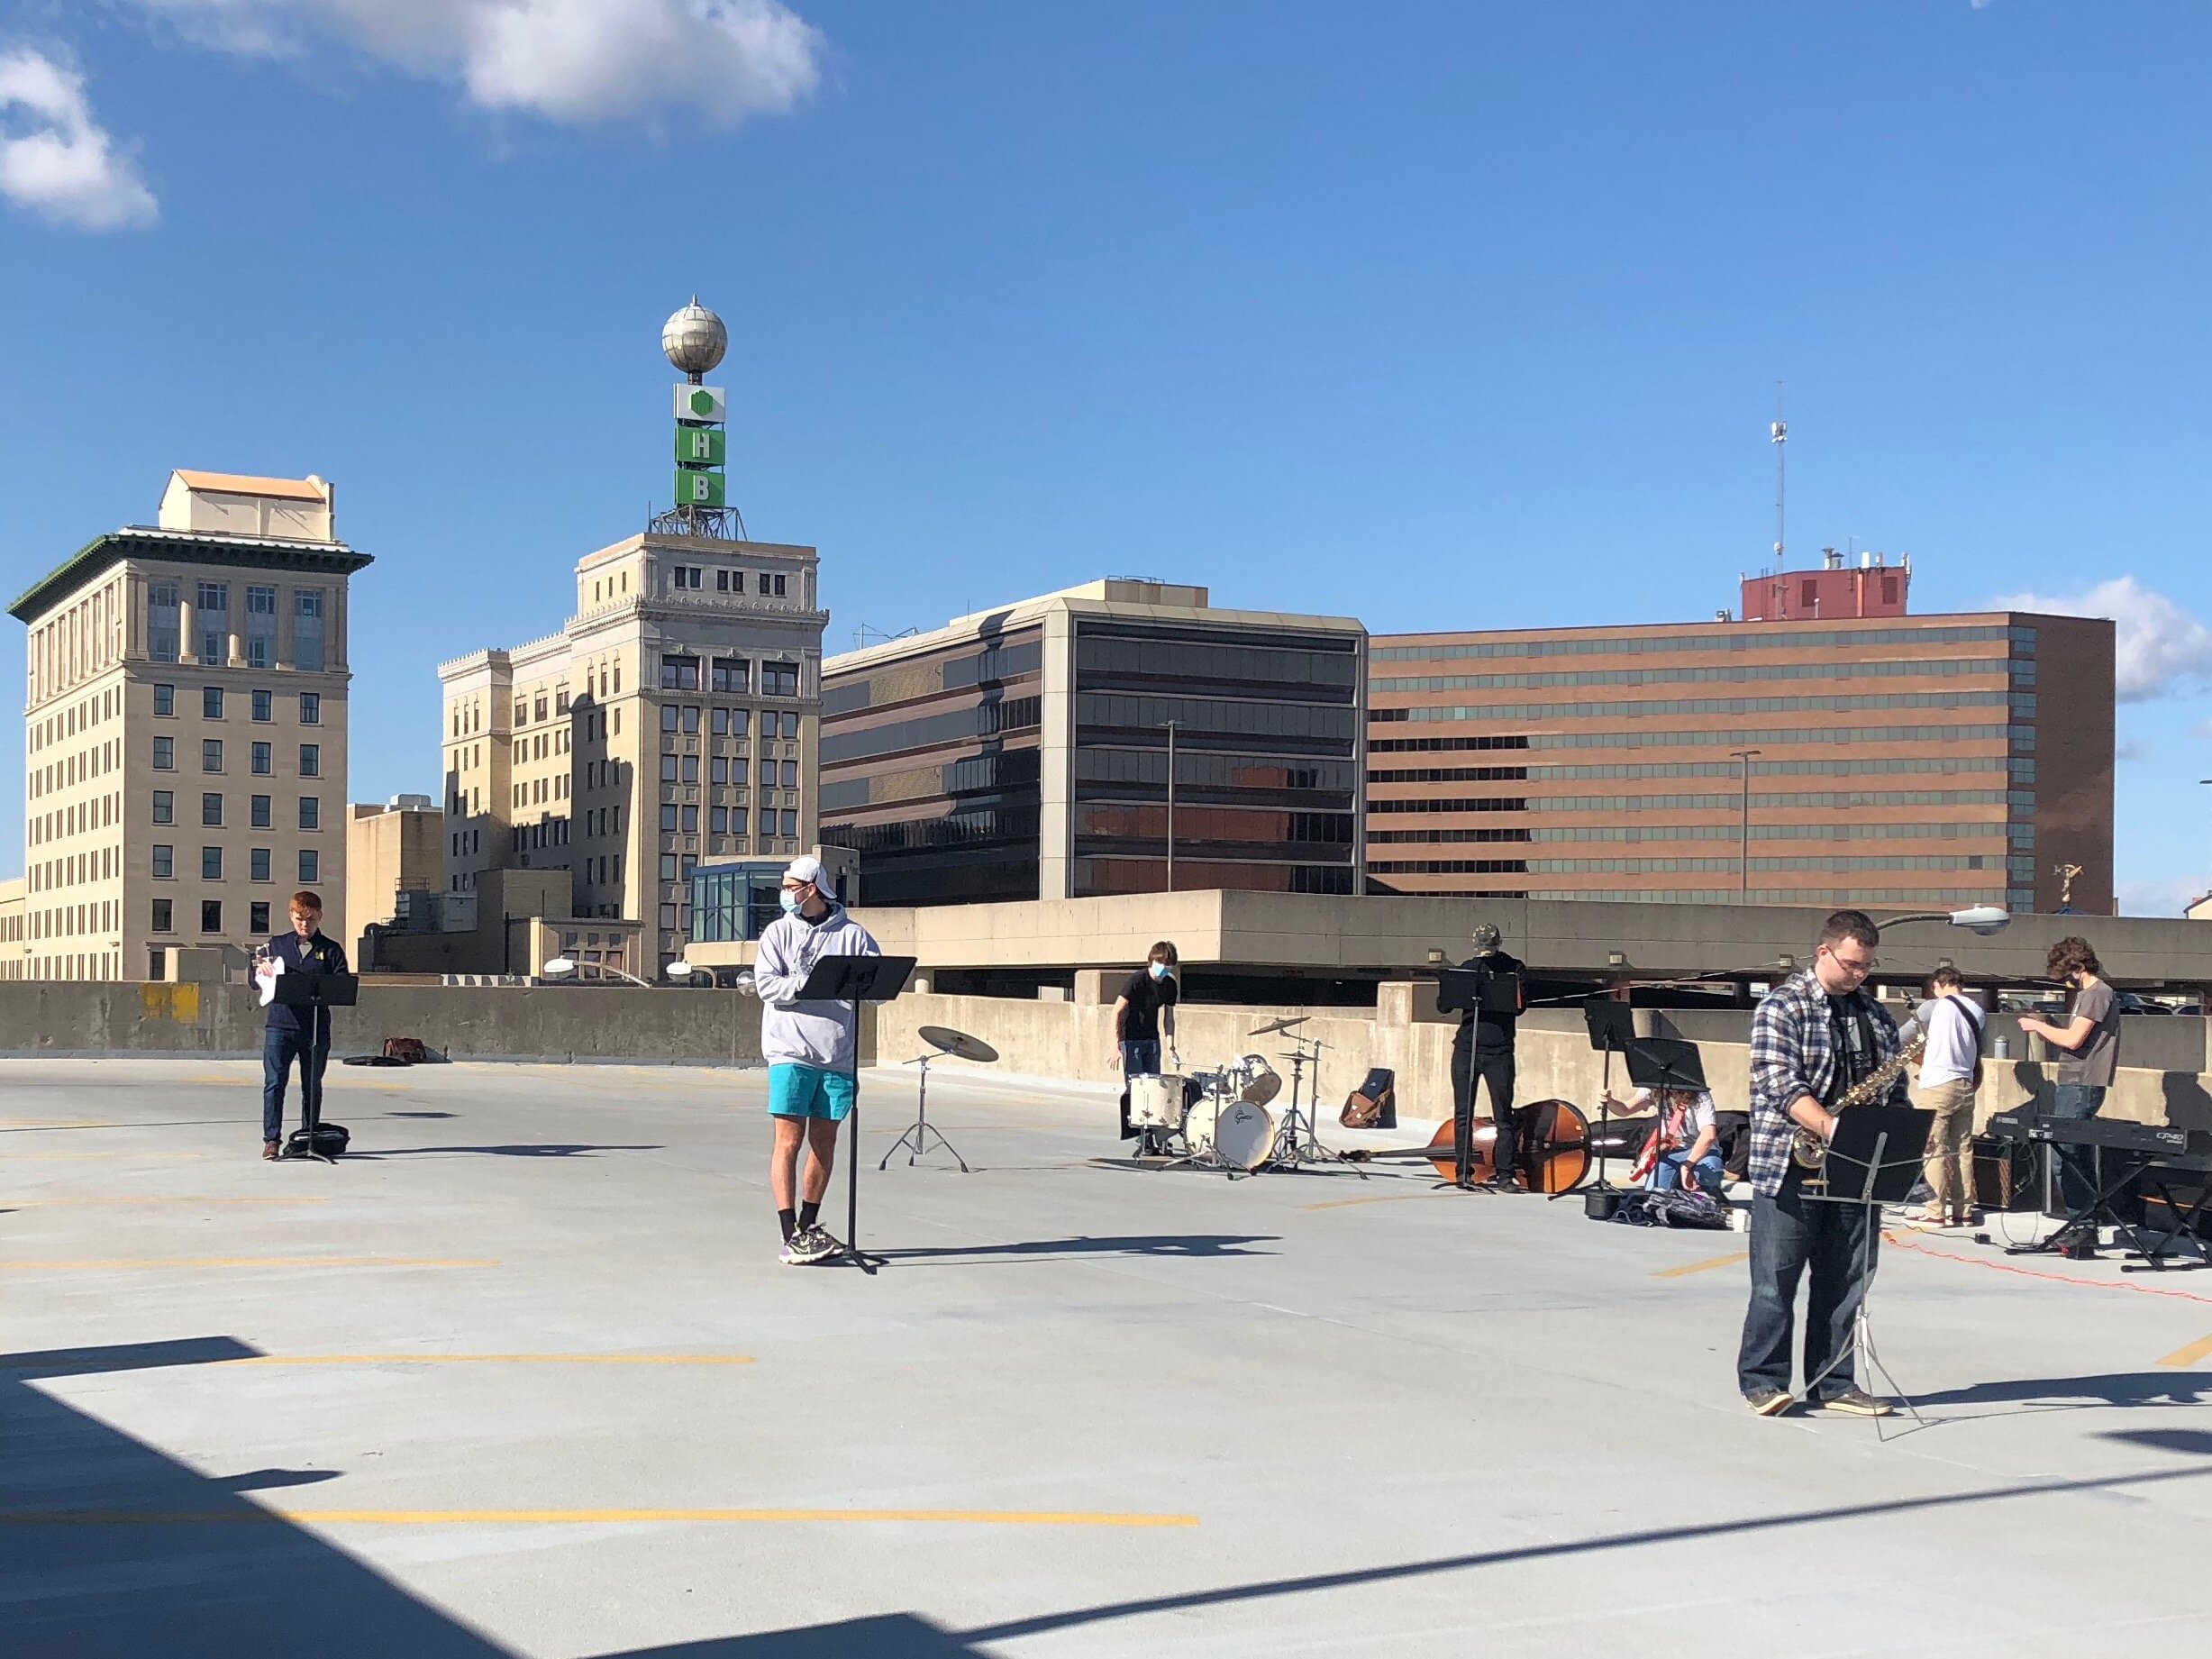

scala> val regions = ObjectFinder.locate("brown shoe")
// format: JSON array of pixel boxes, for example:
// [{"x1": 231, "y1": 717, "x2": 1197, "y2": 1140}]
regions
[{"x1": 262, "y1": 1140, "x2": 279, "y2": 1161}]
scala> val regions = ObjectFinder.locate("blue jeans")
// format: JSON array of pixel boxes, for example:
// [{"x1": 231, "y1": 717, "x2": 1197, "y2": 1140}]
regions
[
  {"x1": 2048, "y1": 1083, "x2": 2107, "y2": 1215},
  {"x1": 1653, "y1": 1147, "x2": 1725, "y2": 1197},
  {"x1": 1736, "y1": 1177, "x2": 1876, "y2": 1399},
  {"x1": 263, "y1": 1025, "x2": 329, "y2": 1143},
  {"x1": 1121, "y1": 1040, "x2": 1161, "y2": 1077}
]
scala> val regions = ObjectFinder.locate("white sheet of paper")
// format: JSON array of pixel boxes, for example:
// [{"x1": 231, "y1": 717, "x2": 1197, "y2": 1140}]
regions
[{"x1": 256, "y1": 953, "x2": 284, "y2": 1008}]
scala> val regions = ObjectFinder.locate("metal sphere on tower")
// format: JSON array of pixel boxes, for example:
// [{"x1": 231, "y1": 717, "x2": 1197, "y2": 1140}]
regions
[{"x1": 661, "y1": 296, "x2": 728, "y2": 379}]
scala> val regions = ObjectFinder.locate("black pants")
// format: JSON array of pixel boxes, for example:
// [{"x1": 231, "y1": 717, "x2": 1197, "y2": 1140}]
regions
[{"x1": 1451, "y1": 1044, "x2": 1515, "y2": 1184}]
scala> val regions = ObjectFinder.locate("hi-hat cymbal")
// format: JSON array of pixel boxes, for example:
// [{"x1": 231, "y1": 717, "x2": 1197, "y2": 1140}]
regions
[
  {"x1": 1249, "y1": 1016, "x2": 1308, "y2": 1037},
  {"x1": 918, "y1": 1025, "x2": 998, "y2": 1063}
]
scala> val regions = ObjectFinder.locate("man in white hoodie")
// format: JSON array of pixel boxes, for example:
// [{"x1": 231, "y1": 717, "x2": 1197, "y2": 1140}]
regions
[{"x1": 751, "y1": 855, "x2": 881, "y2": 1263}]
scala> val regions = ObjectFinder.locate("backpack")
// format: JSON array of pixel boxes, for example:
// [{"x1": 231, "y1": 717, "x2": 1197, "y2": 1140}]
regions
[
  {"x1": 283, "y1": 1123, "x2": 350, "y2": 1158},
  {"x1": 382, "y1": 1036, "x2": 430, "y2": 1064},
  {"x1": 1341, "y1": 1067, "x2": 1397, "y2": 1129}
]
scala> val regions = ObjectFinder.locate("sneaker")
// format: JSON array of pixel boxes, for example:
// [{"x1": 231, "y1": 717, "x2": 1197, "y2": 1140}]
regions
[
  {"x1": 1744, "y1": 1387, "x2": 1793, "y2": 1417},
  {"x1": 788, "y1": 1226, "x2": 838, "y2": 1265},
  {"x1": 1816, "y1": 1385, "x2": 1894, "y2": 1417}
]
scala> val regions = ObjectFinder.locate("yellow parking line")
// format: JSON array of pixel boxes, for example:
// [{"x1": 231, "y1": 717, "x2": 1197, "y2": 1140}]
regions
[
  {"x1": 1, "y1": 1257, "x2": 496, "y2": 1272},
  {"x1": 0, "y1": 1507, "x2": 1197, "y2": 1528},
  {"x1": 1653, "y1": 1252, "x2": 1750, "y2": 1279},
  {"x1": 2156, "y1": 1332, "x2": 2212, "y2": 1368}
]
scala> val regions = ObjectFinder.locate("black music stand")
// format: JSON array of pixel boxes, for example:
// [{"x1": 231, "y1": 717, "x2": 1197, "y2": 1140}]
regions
[
  {"x1": 793, "y1": 954, "x2": 916, "y2": 1274},
  {"x1": 1801, "y1": 1104, "x2": 1932, "y2": 1431},
  {"x1": 273, "y1": 971, "x2": 359, "y2": 1164},
  {"x1": 1569, "y1": 998, "x2": 1636, "y2": 1199},
  {"x1": 1434, "y1": 968, "x2": 1524, "y2": 1190}
]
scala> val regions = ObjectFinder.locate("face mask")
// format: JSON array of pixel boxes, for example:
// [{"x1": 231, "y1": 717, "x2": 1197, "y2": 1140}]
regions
[
  {"x1": 779, "y1": 890, "x2": 802, "y2": 915},
  {"x1": 1149, "y1": 962, "x2": 1170, "y2": 980}
]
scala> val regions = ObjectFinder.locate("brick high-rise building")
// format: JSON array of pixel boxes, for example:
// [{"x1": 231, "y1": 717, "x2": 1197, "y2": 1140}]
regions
[{"x1": 1368, "y1": 559, "x2": 2115, "y2": 916}]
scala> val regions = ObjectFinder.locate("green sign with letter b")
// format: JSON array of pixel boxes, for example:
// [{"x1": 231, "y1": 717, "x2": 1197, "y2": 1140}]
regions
[{"x1": 674, "y1": 469, "x2": 726, "y2": 508}]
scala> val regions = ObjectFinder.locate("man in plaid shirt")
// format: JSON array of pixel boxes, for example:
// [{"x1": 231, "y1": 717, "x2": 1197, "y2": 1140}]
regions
[{"x1": 1737, "y1": 909, "x2": 1908, "y2": 1418}]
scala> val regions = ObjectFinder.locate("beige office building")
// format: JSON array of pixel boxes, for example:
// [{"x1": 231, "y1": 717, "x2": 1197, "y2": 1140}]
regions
[
  {"x1": 9, "y1": 470, "x2": 369, "y2": 980},
  {"x1": 437, "y1": 531, "x2": 824, "y2": 972},
  {"x1": 345, "y1": 795, "x2": 441, "y2": 965}
]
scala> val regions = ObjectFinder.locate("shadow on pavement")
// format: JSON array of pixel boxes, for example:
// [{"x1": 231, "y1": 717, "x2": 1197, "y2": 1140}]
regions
[
  {"x1": 344, "y1": 1144, "x2": 664, "y2": 1159},
  {"x1": 1907, "y1": 1372, "x2": 2212, "y2": 1410},
  {"x1": 876, "y1": 1234, "x2": 1279, "y2": 1262},
  {"x1": 614, "y1": 1617, "x2": 981, "y2": 1655}
]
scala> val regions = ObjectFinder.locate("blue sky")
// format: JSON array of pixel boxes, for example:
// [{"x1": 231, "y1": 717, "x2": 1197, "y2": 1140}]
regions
[{"x1": 5, "y1": 2, "x2": 2210, "y2": 909}]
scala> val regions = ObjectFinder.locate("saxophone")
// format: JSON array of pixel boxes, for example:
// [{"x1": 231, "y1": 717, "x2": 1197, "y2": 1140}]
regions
[{"x1": 1789, "y1": 1034, "x2": 1926, "y2": 1172}]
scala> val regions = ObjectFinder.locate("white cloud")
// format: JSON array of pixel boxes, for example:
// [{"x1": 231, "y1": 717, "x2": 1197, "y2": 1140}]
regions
[
  {"x1": 130, "y1": 0, "x2": 823, "y2": 126},
  {"x1": 1998, "y1": 575, "x2": 2212, "y2": 703},
  {"x1": 2116, "y1": 734, "x2": 2147, "y2": 762},
  {"x1": 0, "y1": 49, "x2": 158, "y2": 230},
  {"x1": 2116, "y1": 876, "x2": 2207, "y2": 918}
]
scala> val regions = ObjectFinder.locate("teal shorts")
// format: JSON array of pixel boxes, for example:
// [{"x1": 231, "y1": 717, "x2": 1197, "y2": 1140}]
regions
[{"x1": 767, "y1": 1063, "x2": 857, "y2": 1122}]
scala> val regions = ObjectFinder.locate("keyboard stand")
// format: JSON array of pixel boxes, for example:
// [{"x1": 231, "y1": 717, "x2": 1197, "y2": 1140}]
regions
[
  {"x1": 2125, "y1": 1164, "x2": 2212, "y2": 1272},
  {"x1": 2004, "y1": 1155, "x2": 2144, "y2": 1262}
]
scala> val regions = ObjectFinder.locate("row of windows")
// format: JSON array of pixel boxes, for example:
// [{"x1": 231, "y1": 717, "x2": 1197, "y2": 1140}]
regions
[
  {"x1": 27, "y1": 683, "x2": 120, "y2": 752},
  {"x1": 1363, "y1": 754, "x2": 2030, "y2": 783},
  {"x1": 150, "y1": 738, "x2": 319, "y2": 776},
  {"x1": 1525, "y1": 854, "x2": 2015, "y2": 873},
  {"x1": 155, "y1": 686, "x2": 321, "y2": 724},
  {"x1": 27, "y1": 842, "x2": 117, "y2": 891},
  {"x1": 149, "y1": 846, "x2": 320, "y2": 882},
  {"x1": 1074, "y1": 634, "x2": 1361, "y2": 698},
  {"x1": 1075, "y1": 693, "x2": 1361, "y2": 743},
  {"x1": 1376, "y1": 689, "x2": 2017, "y2": 724},
  {"x1": 1369, "y1": 624, "x2": 2024, "y2": 662},
  {"x1": 25, "y1": 897, "x2": 119, "y2": 943},
  {"x1": 1369, "y1": 656, "x2": 2019, "y2": 694},
  {"x1": 27, "y1": 740, "x2": 116, "y2": 803},
  {"x1": 660, "y1": 755, "x2": 800, "y2": 788},
  {"x1": 1073, "y1": 746, "x2": 1357, "y2": 796},
  {"x1": 823, "y1": 637, "x2": 1045, "y2": 718},
  {"x1": 661, "y1": 654, "x2": 803, "y2": 696},
  {"x1": 1528, "y1": 724, "x2": 2018, "y2": 752},
  {"x1": 148, "y1": 898, "x2": 281, "y2": 934},
  {"x1": 660, "y1": 705, "x2": 802, "y2": 739},
  {"x1": 651, "y1": 805, "x2": 798, "y2": 838},
  {"x1": 1495, "y1": 888, "x2": 2023, "y2": 905},
  {"x1": 821, "y1": 696, "x2": 1043, "y2": 767},
  {"x1": 1525, "y1": 822, "x2": 2011, "y2": 844},
  {"x1": 1511, "y1": 788, "x2": 2018, "y2": 813},
  {"x1": 147, "y1": 581, "x2": 325, "y2": 670},
  {"x1": 148, "y1": 795, "x2": 318, "y2": 830},
  {"x1": 665, "y1": 565, "x2": 788, "y2": 598}
]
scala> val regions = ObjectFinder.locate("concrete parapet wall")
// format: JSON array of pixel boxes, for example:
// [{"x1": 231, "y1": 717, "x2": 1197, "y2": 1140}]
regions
[{"x1": 0, "y1": 983, "x2": 762, "y2": 1066}]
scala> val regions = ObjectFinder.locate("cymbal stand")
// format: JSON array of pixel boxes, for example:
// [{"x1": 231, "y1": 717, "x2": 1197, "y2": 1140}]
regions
[
  {"x1": 879, "y1": 1051, "x2": 969, "y2": 1171},
  {"x1": 1268, "y1": 1036, "x2": 1364, "y2": 1177}
]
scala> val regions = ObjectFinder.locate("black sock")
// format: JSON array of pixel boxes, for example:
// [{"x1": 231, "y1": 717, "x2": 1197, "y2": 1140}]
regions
[
  {"x1": 778, "y1": 1208, "x2": 797, "y2": 1242},
  {"x1": 797, "y1": 1200, "x2": 820, "y2": 1231}
]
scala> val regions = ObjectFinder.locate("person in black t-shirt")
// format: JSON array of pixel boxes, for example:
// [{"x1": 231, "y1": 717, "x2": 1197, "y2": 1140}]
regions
[
  {"x1": 1113, "y1": 941, "x2": 1180, "y2": 1145},
  {"x1": 1450, "y1": 923, "x2": 1525, "y2": 1190}
]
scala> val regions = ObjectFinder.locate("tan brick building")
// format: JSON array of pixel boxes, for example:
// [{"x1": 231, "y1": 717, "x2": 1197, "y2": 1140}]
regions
[
  {"x1": 1368, "y1": 566, "x2": 2115, "y2": 916},
  {"x1": 9, "y1": 471, "x2": 369, "y2": 980},
  {"x1": 437, "y1": 531, "x2": 824, "y2": 974}
]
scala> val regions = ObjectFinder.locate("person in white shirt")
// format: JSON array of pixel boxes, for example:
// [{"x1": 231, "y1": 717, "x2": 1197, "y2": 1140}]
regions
[
  {"x1": 1906, "y1": 965, "x2": 1985, "y2": 1229},
  {"x1": 1603, "y1": 1082, "x2": 1723, "y2": 1196}
]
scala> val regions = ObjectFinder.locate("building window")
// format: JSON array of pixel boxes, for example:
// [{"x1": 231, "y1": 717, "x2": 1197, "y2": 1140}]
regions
[
  {"x1": 152, "y1": 790, "x2": 174, "y2": 825},
  {"x1": 681, "y1": 805, "x2": 699, "y2": 834},
  {"x1": 294, "y1": 589, "x2": 325, "y2": 672},
  {"x1": 298, "y1": 796, "x2": 320, "y2": 830},
  {"x1": 555, "y1": 689, "x2": 569, "y2": 715},
  {"x1": 151, "y1": 844, "x2": 173, "y2": 880},
  {"x1": 661, "y1": 754, "x2": 679, "y2": 782},
  {"x1": 661, "y1": 704, "x2": 680, "y2": 734},
  {"x1": 148, "y1": 583, "x2": 180, "y2": 662},
  {"x1": 661, "y1": 653, "x2": 700, "y2": 690},
  {"x1": 710, "y1": 758, "x2": 727, "y2": 785},
  {"x1": 660, "y1": 804, "x2": 678, "y2": 832},
  {"x1": 660, "y1": 854, "x2": 678, "y2": 880},
  {"x1": 728, "y1": 708, "x2": 750, "y2": 738},
  {"x1": 710, "y1": 806, "x2": 727, "y2": 833},
  {"x1": 200, "y1": 900, "x2": 222, "y2": 934},
  {"x1": 152, "y1": 736, "x2": 174, "y2": 770},
  {"x1": 151, "y1": 898, "x2": 173, "y2": 932},
  {"x1": 780, "y1": 760, "x2": 798, "y2": 788},
  {"x1": 250, "y1": 900, "x2": 270, "y2": 934},
  {"x1": 201, "y1": 792, "x2": 223, "y2": 826},
  {"x1": 153, "y1": 683, "x2": 175, "y2": 716},
  {"x1": 660, "y1": 905, "x2": 678, "y2": 929},
  {"x1": 780, "y1": 712, "x2": 799, "y2": 740},
  {"x1": 244, "y1": 585, "x2": 277, "y2": 668},
  {"x1": 252, "y1": 689, "x2": 272, "y2": 722},
  {"x1": 514, "y1": 700, "x2": 528, "y2": 726},
  {"x1": 250, "y1": 847, "x2": 271, "y2": 882},
  {"x1": 758, "y1": 758, "x2": 776, "y2": 787},
  {"x1": 780, "y1": 810, "x2": 797, "y2": 837},
  {"x1": 298, "y1": 850, "x2": 319, "y2": 883},
  {"x1": 202, "y1": 846, "x2": 223, "y2": 880},
  {"x1": 251, "y1": 794, "x2": 271, "y2": 829},
  {"x1": 196, "y1": 581, "x2": 229, "y2": 663},
  {"x1": 681, "y1": 706, "x2": 700, "y2": 734},
  {"x1": 252, "y1": 742, "x2": 272, "y2": 775},
  {"x1": 715, "y1": 570, "x2": 730, "y2": 592},
  {"x1": 763, "y1": 661, "x2": 800, "y2": 697},
  {"x1": 729, "y1": 807, "x2": 749, "y2": 836},
  {"x1": 681, "y1": 755, "x2": 699, "y2": 784},
  {"x1": 299, "y1": 743, "x2": 320, "y2": 778},
  {"x1": 712, "y1": 658, "x2": 749, "y2": 693},
  {"x1": 202, "y1": 739, "x2": 223, "y2": 772},
  {"x1": 299, "y1": 692, "x2": 321, "y2": 725}
]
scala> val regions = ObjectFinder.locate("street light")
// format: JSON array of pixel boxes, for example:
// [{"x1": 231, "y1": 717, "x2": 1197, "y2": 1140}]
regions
[
  {"x1": 1874, "y1": 906, "x2": 2012, "y2": 936},
  {"x1": 542, "y1": 956, "x2": 658, "y2": 989},
  {"x1": 1729, "y1": 748, "x2": 1762, "y2": 900}
]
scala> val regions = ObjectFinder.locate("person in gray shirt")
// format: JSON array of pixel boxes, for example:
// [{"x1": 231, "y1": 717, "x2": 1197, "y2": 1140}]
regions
[{"x1": 2016, "y1": 935, "x2": 2122, "y2": 1230}]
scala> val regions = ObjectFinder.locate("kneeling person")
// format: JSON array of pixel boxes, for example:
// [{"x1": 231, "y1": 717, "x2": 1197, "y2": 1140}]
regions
[{"x1": 752, "y1": 856, "x2": 881, "y2": 1264}]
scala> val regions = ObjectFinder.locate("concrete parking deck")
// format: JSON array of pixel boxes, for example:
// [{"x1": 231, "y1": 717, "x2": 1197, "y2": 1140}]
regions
[{"x1": 5, "y1": 1058, "x2": 2211, "y2": 1656}]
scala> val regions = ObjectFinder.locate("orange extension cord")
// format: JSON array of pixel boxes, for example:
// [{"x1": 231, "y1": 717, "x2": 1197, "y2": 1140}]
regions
[{"x1": 1883, "y1": 1228, "x2": 2212, "y2": 1308}]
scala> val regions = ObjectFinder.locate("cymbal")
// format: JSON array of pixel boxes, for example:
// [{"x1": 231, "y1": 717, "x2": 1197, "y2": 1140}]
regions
[
  {"x1": 1249, "y1": 1016, "x2": 1308, "y2": 1037},
  {"x1": 918, "y1": 1025, "x2": 998, "y2": 1064}
]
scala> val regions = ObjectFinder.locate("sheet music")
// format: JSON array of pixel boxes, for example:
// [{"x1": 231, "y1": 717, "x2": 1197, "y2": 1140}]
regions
[{"x1": 255, "y1": 950, "x2": 283, "y2": 1007}]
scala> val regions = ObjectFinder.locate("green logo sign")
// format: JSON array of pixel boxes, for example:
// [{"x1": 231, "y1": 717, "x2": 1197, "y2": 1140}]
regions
[
  {"x1": 688, "y1": 388, "x2": 716, "y2": 417},
  {"x1": 674, "y1": 426, "x2": 727, "y2": 466},
  {"x1": 674, "y1": 468, "x2": 726, "y2": 508}
]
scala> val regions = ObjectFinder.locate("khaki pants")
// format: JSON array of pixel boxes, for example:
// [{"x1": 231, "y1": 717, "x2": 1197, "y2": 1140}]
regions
[{"x1": 1915, "y1": 1076, "x2": 1978, "y2": 1217}]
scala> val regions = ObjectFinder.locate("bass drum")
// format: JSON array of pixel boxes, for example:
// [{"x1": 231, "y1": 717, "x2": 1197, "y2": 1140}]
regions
[{"x1": 1187, "y1": 1094, "x2": 1274, "y2": 1171}]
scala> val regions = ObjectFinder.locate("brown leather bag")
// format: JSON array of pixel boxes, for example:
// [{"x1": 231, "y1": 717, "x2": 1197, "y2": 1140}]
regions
[{"x1": 1341, "y1": 1067, "x2": 1396, "y2": 1129}]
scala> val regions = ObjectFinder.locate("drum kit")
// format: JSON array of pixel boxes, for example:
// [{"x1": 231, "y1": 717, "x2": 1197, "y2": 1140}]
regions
[{"x1": 1127, "y1": 1054, "x2": 1282, "y2": 1175}]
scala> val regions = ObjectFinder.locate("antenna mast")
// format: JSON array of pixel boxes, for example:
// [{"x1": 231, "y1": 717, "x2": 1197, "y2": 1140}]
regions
[{"x1": 1770, "y1": 380, "x2": 1787, "y2": 569}]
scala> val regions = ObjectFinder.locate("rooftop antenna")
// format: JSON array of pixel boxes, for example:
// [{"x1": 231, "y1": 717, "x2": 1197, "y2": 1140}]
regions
[{"x1": 1770, "y1": 380, "x2": 1787, "y2": 569}]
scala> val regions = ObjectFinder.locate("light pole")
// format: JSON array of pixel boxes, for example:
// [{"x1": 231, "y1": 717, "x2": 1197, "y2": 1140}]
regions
[
  {"x1": 542, "y1": 956, "x2": 658, "y2": 989},
  {"x1": 1730, "y1": 748, "x2": 1762, "y2": 900},
  {"x1": 1164, "y1": 719, "x2": 1179, "y2": 893}
]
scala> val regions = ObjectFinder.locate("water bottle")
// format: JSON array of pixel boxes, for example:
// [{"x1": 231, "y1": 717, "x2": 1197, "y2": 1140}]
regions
[{"x1": 1993, "y1": 1035, "x2": 2011, "y2": 1061}]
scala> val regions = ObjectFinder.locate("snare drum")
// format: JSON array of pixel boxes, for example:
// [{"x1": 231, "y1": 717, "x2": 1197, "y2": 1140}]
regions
[{"x1": 1127, "y1": 1073, "x2": 1188, "y2": 1131}]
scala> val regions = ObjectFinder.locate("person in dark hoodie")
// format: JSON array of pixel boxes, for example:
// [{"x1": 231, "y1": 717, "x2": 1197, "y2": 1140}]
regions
[{"x1": 750, "y1": 855, "x2": 881, "y2": 1263}]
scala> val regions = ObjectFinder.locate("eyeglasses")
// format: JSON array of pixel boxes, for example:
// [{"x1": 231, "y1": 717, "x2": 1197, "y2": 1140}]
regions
[{"x1": 1821, "y1": 944, "x2": 1879, "y2": 974}]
